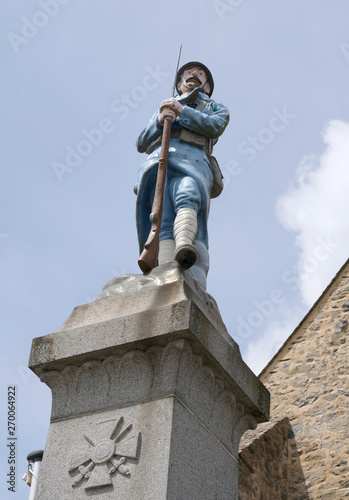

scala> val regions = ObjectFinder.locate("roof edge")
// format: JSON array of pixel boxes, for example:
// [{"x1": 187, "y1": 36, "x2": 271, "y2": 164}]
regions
[{"x1": 259, "y1": 256, "x2": 349, "y2": 378}]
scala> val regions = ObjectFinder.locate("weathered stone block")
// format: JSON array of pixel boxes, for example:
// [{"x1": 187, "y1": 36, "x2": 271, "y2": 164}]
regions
[{"x1": 29, "y1": 263, "x2": 269, "y2": 499}]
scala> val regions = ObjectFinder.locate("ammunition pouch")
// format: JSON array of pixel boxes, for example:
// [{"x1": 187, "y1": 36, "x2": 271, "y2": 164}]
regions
[
  {"x1": 178, "y1": 128, "x2": 211, "y2": 152},
  {"x1": 207, "y1": 155, "x2": 223, "y2": 198}
]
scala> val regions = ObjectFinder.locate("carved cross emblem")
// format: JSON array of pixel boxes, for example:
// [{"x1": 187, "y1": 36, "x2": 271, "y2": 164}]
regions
[{"x1": 69, "y1": 417, "x2": 140, "y2": 489}]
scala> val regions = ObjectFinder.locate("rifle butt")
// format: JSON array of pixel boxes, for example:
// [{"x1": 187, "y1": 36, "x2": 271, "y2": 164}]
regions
[{"x1": 138, "y1": 229, "x2": 159, "y2": 273}]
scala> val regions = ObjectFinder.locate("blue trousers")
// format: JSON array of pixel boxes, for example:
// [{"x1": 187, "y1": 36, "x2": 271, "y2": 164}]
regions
[{"x1": 150, "y1": 173, "x2": 207, "y2": 246}]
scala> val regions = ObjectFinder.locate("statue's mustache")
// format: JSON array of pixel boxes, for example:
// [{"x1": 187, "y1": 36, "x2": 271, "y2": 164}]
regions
[{"x1": 185, "y1": 77, "x2": 201, "y2": 85}]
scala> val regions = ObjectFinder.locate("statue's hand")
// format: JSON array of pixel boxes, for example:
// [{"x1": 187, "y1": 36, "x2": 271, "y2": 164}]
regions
[
  {"x1": 160, "y1": 98, "x2": 183, "y2": 116},
  {"x1": 158, "y1": 108, "x2": 176, "y2": 126},
  {"x1": 158, "y1": 98, "x2": 183, "y2": 125}
]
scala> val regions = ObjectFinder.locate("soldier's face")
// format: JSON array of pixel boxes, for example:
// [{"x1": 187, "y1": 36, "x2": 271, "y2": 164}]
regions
[{"x1": 178, "y1": 66, "x2": 211, "y2": 95}]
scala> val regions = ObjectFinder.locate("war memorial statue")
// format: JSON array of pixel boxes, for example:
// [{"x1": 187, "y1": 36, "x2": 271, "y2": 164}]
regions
[
  {"x1": 135, "y1": 61, "x2": 230, "y2": 289},
  {"x1": 27, "y1": 57, "x2": 270, "y2": 500}
]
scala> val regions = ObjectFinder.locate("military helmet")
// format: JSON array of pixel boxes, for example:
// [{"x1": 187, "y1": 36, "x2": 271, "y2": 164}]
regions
[{"x1": 176, "y1": 61, "x2": 214, "y2": 97}]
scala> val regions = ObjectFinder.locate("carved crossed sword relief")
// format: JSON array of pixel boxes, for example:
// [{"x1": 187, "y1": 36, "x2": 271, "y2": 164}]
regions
[{"x1": 69, "y1": 416, "x2": 140, "y2": 489}]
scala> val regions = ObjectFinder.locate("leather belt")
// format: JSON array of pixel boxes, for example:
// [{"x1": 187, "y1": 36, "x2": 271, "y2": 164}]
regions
[{"x1": 146, "y1": 128, "x2": 212, "y2": 155}]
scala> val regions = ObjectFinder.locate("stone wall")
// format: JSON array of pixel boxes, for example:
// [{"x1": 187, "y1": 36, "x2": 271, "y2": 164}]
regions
[
  {"x1": 239, "y1": 418, "x2": 291, "y2": 500},
  {"x1": 259, "y1": 261, "x2": 349, "y2": 499}
]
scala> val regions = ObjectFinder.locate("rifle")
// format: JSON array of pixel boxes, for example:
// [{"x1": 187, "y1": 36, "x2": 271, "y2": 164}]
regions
[{"x1": 138, "y1": 44, "x2": 182, "y2": 273}]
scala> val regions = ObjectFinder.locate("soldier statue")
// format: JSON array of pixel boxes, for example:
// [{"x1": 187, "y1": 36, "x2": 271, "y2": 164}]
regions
[{"x1": 135, "y1": 61, "x2": 229, "y2": 289}]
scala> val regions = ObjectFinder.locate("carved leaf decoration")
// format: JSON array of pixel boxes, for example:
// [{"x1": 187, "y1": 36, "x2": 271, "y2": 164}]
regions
[{"x1": 69, "y1": 449, "x2": 92, "y2": 471}]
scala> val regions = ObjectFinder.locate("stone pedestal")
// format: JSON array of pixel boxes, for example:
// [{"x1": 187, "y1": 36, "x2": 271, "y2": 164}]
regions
[{"x1": 29, "y1": 263, "x2": 270, "y2": 499}]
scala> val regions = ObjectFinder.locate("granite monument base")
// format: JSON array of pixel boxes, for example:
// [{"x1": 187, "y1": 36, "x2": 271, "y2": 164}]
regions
[{"x1": 29, "y1": 263, "x2": 270, "y2": 499}]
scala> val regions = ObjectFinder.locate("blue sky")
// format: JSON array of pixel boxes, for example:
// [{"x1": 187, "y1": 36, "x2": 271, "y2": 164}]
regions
[{"x1": 1, "y1": 1, "x2": 349, "y2": 497}]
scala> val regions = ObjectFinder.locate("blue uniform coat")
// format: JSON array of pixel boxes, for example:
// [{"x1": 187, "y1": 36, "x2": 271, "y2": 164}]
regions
[{"x1": 136, "y1": 89, "x2": 229, "y2": 253}]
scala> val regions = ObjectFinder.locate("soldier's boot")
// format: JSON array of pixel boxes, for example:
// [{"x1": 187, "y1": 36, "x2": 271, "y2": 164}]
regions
[
  {"x1": 158, "y1": 239, "x2": 175, "y2": 264},
  {"x1": 173, "y1": 208, "x2": 198, "y2": 269}
]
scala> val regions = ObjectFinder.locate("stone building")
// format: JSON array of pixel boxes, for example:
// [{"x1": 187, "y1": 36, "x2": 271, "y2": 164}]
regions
[
  {"x1": 239, "y1": 258, "x2": 349, "y2": 499},
  {"x1": 29, "y1": 254, "x2": 348, "y2": 498}
]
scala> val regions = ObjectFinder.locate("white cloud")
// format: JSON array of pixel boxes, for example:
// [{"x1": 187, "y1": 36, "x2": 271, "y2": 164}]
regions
[
  {"x1": 244, "y1": 120, "x2": 349, "y2": 375},
  {"x1": 243, "y1": 306, "x2": 305, "y2": 375},
  {"x1": 276, "y1": 119, "x2": 349, "y2": 307}
]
